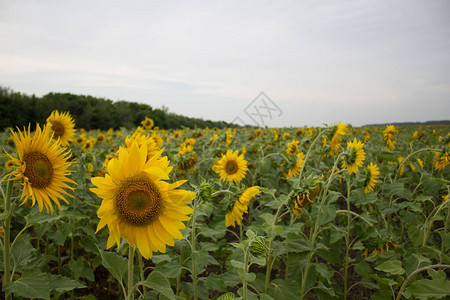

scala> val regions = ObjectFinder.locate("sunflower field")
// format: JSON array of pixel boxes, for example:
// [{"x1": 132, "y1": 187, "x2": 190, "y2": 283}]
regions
[{"x1": 0, "y1": 112, "x2": 449, "y2": 300}]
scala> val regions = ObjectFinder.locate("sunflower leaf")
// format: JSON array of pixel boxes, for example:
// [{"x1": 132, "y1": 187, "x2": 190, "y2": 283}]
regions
[
  {"x1": 141, "y1": 271, "x2": 175, "y2": 299},
  {"x1": 4, "y1": 273, "x2": 50, "y2": 299},
  {"x1": 98, "y1": 249, "x2": 128, "y2": 283}
]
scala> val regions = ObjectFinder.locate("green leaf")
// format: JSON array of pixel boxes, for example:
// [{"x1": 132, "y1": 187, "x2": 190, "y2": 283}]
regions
[
  {"x1": 11, "y1": 235, "x2": 35, "y2": 268},
  {"x1": 403, "y1": 278, "x2": 450, "y2": 299},
  {"x1": 48, "y1": 274, "x2": 86, "y2": 293},
  {"x1": 315, "y1": 263, "x2": 334, "y2": 284},
  {"x1": 4, "y1": 274, "x2": 50, "y2": 299},
  {"x1": 206, "y1": 273, "x2": 227, "y2": 292},
  {"x1": 408, "y1": 226, "x2": 424, "y2": 248},
  {"x1": 237, "y1": 270, "x2": 256, "y2": 283},
  {"x1": 98, "y1": 249, "x2": 128, "y2": 283},
  {"x1": 154, "y1": 260, "x2": 182, "y2": 279},
  {"x1": 141, "y1": 271, "x2": 175, "y2": 299},
  {"x1": 266, "y1": 279, "x2": 301, "y2": 300},
  {"x1": 375, "y1": 260, "x2": 405, "y2": 275},
  {"x1": 25, "y1": 213, "x2": 63, "y2": 225},
  {"x1": 355, "y1": 260, "x2": 372, "y2": 279},
  {"x1": 68, "y1": 258, "x2": 95, "y2": 281},
  {"x1": 231, "y1": 259, "x2": 245, "y2": 270}
]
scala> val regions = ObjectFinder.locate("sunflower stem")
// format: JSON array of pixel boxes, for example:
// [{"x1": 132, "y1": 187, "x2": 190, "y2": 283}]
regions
[
  {"x1": 243, "y1": 247, "x2": 250, "y2": 300},
  {"x1": 127, "y1": 246, "x2": 135, "y2": 300},
  {"x1": 264, "y1": 202, "x2": 285, "y2": 292},
  {"x1": 138, "y1": 251, "x2": 146, "y2": 298},
  {"x1": 190, "y1": 195, "x2": 199, "y2": 300},
  {"x1": 2, "y1": 180, "x2": 13, "y2": 300},
  {"x1": 343, "y1": 176, "x2": 352, "y2": 300},
  {"x1": 300, "y1": 153, "x2": 342, "y2": 299}
]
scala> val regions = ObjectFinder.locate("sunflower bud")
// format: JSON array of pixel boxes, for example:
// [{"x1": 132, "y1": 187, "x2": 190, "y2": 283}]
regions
[
  {"x1": 217, "y1": 292, "x2": 236, "y2": 300},
  {"x1": 199, "y1": 182, "x2": 212, "y2": 201},
  {"x1": 249, "y1": 236, "x2": 268, "y2": 258}
]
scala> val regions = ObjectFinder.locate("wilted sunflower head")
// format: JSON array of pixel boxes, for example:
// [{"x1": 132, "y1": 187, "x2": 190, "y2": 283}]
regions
[
  {"x1": 6, "y1": 124, "x2": 76, "y2": 213},
  {"x1": 363, "y1": 162, "x2": 380, "y2": 194},
  {"x1": 46, "y1": 110, "x2": 76, "y2": 147}
]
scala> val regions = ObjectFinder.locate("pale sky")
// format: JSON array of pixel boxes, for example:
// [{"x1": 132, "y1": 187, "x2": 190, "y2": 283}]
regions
[{"x1": 1, "y1": 0, "x2": 449, "y2": 127}]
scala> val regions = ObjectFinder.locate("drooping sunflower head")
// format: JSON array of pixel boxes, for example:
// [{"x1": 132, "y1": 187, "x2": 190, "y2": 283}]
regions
[
  {"x1": 363, "y1": 162, "x2": 380, "y2": 194},
  {"x1": 90, "y1": 142, "x2": 195, "y2": 259},
  {"x1": 383, "y1": 125, "x2": 398, "y2": 150},
  {"x1": 6, "y1": 124, "x2": 76, "y2": 213},
  {"x1": 283, "y1": 152, "x2": 305, "y2": 178},
  {"x1": 341, "y1": 138, "x2": 365, "y2": 174},
  {"x1": 141, "y1": 117, "x2": 154, "y2": 129},
  {"x1": 212, "y1": 149, "x2": 248, "y2": 183},
  {"x1": 46, "y1": 110, "x2": 76, "y2": 147},
  {"x1": 225, "y1": 186, "x2": 260, "y2": 227},
  {"x1": 328, "y1": 122, "x2": 348, "y2": 153}
]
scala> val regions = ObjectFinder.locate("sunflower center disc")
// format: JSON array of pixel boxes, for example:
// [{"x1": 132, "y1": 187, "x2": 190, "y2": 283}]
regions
[
  {"x1": 115, "y1": 175, "x2": 162, "y2": 226},
  {"x1": 51, "y1": 120, "x2": 65, "y2": 139},
  {"x1": 225, "y1": 160, "x2": 239, "y2": 174},
  {"x1": 23, "y1": 152, "x2": 54, "y2": 188}
]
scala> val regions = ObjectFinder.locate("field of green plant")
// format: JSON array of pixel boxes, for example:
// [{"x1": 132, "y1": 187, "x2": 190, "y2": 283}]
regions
[{"x1": 0, "y1": 113, "x2": 449, "y2": 300}]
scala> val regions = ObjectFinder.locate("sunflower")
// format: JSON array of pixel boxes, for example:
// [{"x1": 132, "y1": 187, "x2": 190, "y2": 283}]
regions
[
  {"x1": 90, "y1": 142, "x2": 195, "y2": 259},
  {"x1": 286, "y1": 140, "x2": 300, "y2": 155},
  {"x1": 329, "y1": 123, "x2": 348, "y2": 153},
  {"x1": 212, "y1": 149, "x2": 248, "y2": 183},
  {"x1": 434, "y1": 152, "x2": 449, "y2": 172},
  {"x1": 6, "y1": 124, "x2": 76, "y2": 213},
  {"x1": 341, "y1": 138, "x2": 365, "y2": 174},
  {"x1": 82, "y1": 138, "x2": 96, "y2": 151},
  {"x1": 96, "y1": 133, "x2": 106, "y2": 144},
  {"x1": 383, "y1": 125, "x2": 397, "y2": 150},
  {"x1": 283, "y1": 152, "x2": 305, "y2": 178},
  {"x1": 46, "y1": 110, "x2": 76, "y2": 147},
  {"x1": 363, "y1": 162, "x2": 380, "y2": 194},
  {"x1": 151, "y1": 134, "x2": 164, "y2": 148},
  {"x1": 124, "y1": 133, "x2": 160, "y2": 161},
  {"x1": 225, "y1": 186, "x2": 260, "y2": 227},
  {"x1": 225, "y1": 129, "x2": 233, "y2": 146},
  {"x1": 141, "y1": 117, "x2": 154, "y2": 129}
]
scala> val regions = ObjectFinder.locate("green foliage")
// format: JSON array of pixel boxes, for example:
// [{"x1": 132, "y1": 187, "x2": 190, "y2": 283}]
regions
[{"x1": 0, "y1": 86, "x2": 234, "y2": 130}]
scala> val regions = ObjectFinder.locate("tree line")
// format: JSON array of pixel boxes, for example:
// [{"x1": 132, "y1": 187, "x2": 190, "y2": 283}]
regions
[{"x1": 0, "y1": 86, "x2": 234, "y2": 131}]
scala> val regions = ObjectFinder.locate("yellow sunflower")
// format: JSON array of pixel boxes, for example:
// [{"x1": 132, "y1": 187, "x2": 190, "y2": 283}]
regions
[
  {"x1": 434, "y1": 152, "x2": 449, "y2": 172},
  {"x1": 329, "y1": 122, "x2": 348, "y2": 153},
  {"x1": 283, "y1": 152, "x2": 305, "y2": 178},
  {"x1": 141, "y1": 117, "x2": 154, "y2": 129},
  {"x1": 6, "y1": 124, "x2": 76, "y2": 213},
  {"x1": 212, "y1": 149, "x2": 248, "y2": 183},
  {"x1": 341, "y1": 138, "x2": 365, "y2": 174},
  {"x1": 124, "y1": 133, "x2": 160, "y2": 161},
  {"x1": 286, "y1": 140, "x2": 300, "y2": 155},
  {"x1": 225, "y1": 129, "x2": 233, "y2": 146},
  {"x1": 90, "y1": 142, "x2": 195, "y2": 259},
  {"x1": 383, "y1": 125, "x2": 397, "y2": 150},
  {"x1": 363, "y1": 162, "x2": 380, "y2": 194},
  {"x1": 225, "y1": 186, "x2": 260, "y2": 227},
  {"x1": 46, "y1": 110, "x2": 76, "y2": 147}
]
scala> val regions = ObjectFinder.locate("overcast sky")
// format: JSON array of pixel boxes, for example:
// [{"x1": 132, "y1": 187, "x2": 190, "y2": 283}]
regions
[{"x1": 1, "y1": 0, "x2": 449, "y2": 127}]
